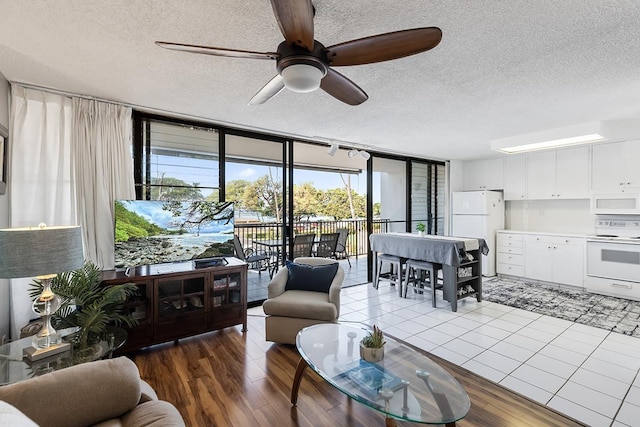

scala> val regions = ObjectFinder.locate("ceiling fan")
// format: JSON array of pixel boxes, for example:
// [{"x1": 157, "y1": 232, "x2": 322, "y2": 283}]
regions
[{"x1": 156, "y1": 0, "x2": 442, "y2": 106}]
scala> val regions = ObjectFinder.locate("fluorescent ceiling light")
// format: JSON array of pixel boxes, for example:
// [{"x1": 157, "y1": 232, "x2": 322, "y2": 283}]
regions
[
  {"x1": 496, "y1": 133, "x2": 605, "y2": 153},
  {"x1": 491, "y1": 120, "x2": 640, "y2": 154}
]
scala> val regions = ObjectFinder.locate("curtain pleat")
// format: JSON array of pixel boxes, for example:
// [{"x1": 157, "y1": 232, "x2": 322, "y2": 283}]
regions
[{"x1": 72, "y1": 98, "x2": 135, "y2": 270}]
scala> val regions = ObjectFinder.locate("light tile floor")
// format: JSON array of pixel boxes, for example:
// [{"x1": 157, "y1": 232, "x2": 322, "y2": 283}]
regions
[{"x1": 330, "y1": 281, "x2": 640, "y2": 427}]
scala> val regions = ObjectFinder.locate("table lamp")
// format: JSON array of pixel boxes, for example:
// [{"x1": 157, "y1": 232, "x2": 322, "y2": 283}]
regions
[{"x1": 0, "y1": 224, "x2": 84, "y2": 361}]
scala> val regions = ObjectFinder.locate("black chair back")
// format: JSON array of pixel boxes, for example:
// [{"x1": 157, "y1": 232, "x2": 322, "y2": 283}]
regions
[
  {"x1": 316, "y1": 233, "x2": 339, "y2": 258},
  {"x1": 291, "y1": 234, "x2": 315, "y2": 259}
]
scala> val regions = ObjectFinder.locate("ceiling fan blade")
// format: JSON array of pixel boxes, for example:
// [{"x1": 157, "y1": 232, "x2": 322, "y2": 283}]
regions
[
  {"x1": 320, "y1": 68, "x2": 368, "y2": 106},
  {"x1": 269, "y1": 0, "x2": 314, "y2": 50},
  {"x1": 248, "y1": 75, "x2": 286, "y2": 105},
  {"x1": 325, "y1": 27, "x2": 442, "y2": 66},
  {"x1": 155, "y1": 41, "x2": 278, "y2": 60}
]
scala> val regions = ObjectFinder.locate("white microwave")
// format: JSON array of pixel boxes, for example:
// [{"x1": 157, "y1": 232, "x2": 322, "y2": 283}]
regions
[{"x1": 591, "y1": 193, "x2": 640, "y2": 215}]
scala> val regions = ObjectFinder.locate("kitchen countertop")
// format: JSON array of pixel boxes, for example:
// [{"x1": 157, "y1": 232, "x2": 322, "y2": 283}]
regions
[{"x1": 497, "y1": 230, "x2": 589, "y2": 238}]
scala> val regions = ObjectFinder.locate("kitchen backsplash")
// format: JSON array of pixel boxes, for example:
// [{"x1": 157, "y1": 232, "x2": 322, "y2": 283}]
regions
[{"x1": 505, "y1": 199, "x2": 595, "y2": 234}]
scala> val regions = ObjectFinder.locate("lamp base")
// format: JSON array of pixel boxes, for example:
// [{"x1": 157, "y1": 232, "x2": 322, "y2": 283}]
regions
[{"x1": 23, "y1": 341, "x2": 70, "y2": 362}]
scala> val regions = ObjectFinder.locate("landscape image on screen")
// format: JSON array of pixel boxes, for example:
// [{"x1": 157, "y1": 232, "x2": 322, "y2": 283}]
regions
[{"x1": 114, "y1": 200, "x2": 235, "y2": 268}]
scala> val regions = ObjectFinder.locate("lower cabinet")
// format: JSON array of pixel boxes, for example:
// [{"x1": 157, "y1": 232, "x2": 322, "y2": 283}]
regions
[
  {"x1": 101, "y1": 257, "x2": 248, "y2": 353},
  {"x1": 497, "y1": 231, "x2": 585, "y2": 287},
  {"x1": 496, "y1": 232, "x2": 524, "y2": 276}
]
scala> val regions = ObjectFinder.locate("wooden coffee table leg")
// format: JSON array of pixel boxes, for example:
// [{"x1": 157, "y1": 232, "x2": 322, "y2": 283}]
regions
[{"x1": 291, "y1": 357, "x2": 308, "y2": 406}]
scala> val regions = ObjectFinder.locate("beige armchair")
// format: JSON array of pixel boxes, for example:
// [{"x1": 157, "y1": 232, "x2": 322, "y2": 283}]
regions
[
  {"x1": 262, "y1": 257, "x2": 344, "y2": 344},
  {"x1": 0, "y1": 357, "x2": 184, "y2": 427}
]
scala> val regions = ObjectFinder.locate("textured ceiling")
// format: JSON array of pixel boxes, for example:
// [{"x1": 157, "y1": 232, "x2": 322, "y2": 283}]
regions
[{"x1": 1, "y1": 0, "x2": 640, "y2": 160}]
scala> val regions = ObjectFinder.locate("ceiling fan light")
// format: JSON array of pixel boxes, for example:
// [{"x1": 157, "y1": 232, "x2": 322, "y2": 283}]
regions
[{"x1": 281, "y1": 64, "x2": 324, "y2": 93}]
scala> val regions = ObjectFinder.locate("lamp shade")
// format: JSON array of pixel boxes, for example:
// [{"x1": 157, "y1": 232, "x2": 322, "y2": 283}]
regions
[{"x1": 0, "y1": 225, "x2": 84, "y2": 278}]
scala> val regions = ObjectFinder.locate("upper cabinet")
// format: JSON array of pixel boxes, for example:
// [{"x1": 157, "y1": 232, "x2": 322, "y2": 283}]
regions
[
  {"x1": 463, "y1": 158, "x2": 504, "y2": 191},
  {"x1": 592, "y1": 140, "x2": 640, "y2": 191},
  {"x1": 503, "y1": 155, "x2": 527, "y2": 200},
  {"x1": 526, "y1": 146, "x2": 590, "y2": 200}
]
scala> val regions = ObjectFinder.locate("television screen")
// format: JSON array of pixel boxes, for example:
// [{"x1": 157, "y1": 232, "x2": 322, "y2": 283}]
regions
[{"x1": 114, "y1": 200, "x2": 235, "y2": 268}]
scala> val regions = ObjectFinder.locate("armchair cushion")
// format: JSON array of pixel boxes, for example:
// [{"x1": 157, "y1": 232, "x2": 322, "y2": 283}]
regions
[
  {"x1": 262, "y1": 290, "x2": 338, "y2": 321},
  {"x1": 284, "y1": 260, "x2": 338, "y2": 293}
]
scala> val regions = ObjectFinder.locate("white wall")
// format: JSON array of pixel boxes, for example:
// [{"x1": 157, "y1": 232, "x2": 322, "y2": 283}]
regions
[
  {"x1": 506, "y1": 199, "x2": 595, "y2": 234},
  {"x1": 0, "y1": 73, "x2": 9, "y2": 340},
  {"x1": 376, "y1": 158, "x2": 406, "y2": 232}
]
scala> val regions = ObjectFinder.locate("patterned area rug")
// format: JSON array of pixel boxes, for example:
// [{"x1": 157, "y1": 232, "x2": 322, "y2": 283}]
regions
[{"x1": 483, "y1": 278, "x2": 640, "y2": 337}]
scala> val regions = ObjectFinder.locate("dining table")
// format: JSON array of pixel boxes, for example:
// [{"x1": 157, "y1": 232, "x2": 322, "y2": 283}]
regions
[{"x1": 369, "y1": 233, "x2": 489, "y2": 311}]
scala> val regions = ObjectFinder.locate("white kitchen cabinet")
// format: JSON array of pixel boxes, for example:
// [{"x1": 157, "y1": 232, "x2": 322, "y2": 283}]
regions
[
  {"x1": 523, "y1": 235, "x2": 584, "y2": 286},
  {"x1": 526, "y1": 146, "x2": 589, "y2": 199},
  {"x1": 496, "y1": 232, "x2": 524, "y2": 276},
  {"x1": 463, "y1": 158, "x2": 504, "y2": 191},
  {"x1": 503, "y1": 155, "x2": 527, "y2": 200},
  {"x1": 592, "y1": 140, "x2": 640, "y2": 191}
]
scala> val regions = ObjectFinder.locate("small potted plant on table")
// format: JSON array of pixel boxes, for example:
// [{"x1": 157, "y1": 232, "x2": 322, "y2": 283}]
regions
[
  {"x1": 416, "y1": 222, "x2": 426, "y2": 237},
  {"x1": 360, "y1": 325, "x2": 386, "y2": 362}
]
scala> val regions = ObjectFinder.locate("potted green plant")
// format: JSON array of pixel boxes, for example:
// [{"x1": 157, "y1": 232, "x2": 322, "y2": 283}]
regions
[
  {"x1": 416, "y1": 222, "x2": 426, "y2": 237},
  {"x1": 360, "y1": 325, "x2": 386, "y2": 362},
  {"x1": 29, "y1": 261, "x2": 139, "y2": 352}
]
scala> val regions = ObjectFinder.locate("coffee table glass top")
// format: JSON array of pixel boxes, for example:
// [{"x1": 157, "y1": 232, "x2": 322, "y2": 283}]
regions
[{"x1": 296, "y1": 323, "x2": 470, "y2": 425}]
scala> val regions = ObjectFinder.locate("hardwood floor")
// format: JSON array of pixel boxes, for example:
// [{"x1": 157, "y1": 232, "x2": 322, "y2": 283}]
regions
[{"x1": 131, "y1": 316, "x2": 586, "y2": 426}]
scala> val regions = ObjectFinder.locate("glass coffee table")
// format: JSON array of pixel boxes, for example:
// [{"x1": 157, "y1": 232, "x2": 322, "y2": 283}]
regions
[{"x1": 293, "y1": 323, "x2": 470, "y2": 426}]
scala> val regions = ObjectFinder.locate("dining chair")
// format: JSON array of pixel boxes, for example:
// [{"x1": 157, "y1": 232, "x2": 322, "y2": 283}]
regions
[
  {"x1": 233, "y1": 235, "x2": 270, "y2": 274},
  {"x1": 334, "y1": 228, "x2": 351, "y2": 267},
  {"x1": 291, "y1": 234, "x2": 316, "y2": 259},
  {"x1": 315, "y1": 233, "x2": 339, "y2": 258}
]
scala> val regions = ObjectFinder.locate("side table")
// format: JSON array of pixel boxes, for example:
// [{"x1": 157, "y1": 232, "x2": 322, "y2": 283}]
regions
[{"x1": 0, "y1": 327, "x2": 127, "y2": 386}]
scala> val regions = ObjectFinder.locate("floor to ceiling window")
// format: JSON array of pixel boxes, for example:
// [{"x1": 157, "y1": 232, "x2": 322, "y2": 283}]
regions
[
  {"x1": 373, "y1": 157, "x2": 407, "y2": 233},
  {"x1": 135, "y1": 117, "x2": 219, "y2": 201},
  {"x1": 411, "y1": 161, "x2": 446, "y2": 235},
  {"x1": 133, "y1": 112, "x2": 447, "y2": 304}
]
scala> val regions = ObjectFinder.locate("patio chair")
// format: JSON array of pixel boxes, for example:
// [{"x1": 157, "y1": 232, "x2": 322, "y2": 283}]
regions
[
  {"x1": 290, "y1": 233, "x2": 316, "y2": 259},
  {"x1": 315, "y1": 233, "x2": 339, "y2": 258},
  {"x1": 233, "y1": 235, "x2": 270, "y2": 274},
  {"x1": 335, "y1": 228, "x2": 351, "y2": 267}
]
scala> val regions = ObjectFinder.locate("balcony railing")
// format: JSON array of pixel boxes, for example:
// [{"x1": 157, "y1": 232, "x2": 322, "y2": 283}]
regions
[{"x1": 234, "y1": 219, "x2": 390, "y2": 258}]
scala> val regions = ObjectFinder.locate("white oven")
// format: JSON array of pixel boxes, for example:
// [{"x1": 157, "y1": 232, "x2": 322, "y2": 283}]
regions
[
  {"x1": 586, "y1": 239, "x2": 640, "y2": 299},
  {"x1": 587, "y1": 240, "x2": 640, "y2": 282}
]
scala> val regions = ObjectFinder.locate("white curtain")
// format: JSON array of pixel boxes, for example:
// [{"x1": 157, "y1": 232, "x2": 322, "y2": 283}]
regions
[
  {"x1": 9, "y1": 85, "x2": 75, "y2": 338},
  {"x1": 8, "y1": 86, "x2": 135, "y2": 338},
  {"x1": 72, "y1": 98, "x2": 135, "y2": 269}
]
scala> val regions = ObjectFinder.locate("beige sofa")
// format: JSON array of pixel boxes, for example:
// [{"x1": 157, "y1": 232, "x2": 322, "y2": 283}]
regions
[
  {"x1": 0, "y1": 356, "x2": 184, "y2": 427},
  {"x1": 262, "y1": 257, "x2": 344, "y2": 344}
]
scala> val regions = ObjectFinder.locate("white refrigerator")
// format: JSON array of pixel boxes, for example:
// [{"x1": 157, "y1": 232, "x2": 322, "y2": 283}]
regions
[{"x1": 451, "y1": 190, "x2": 505, "y2": 277}]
